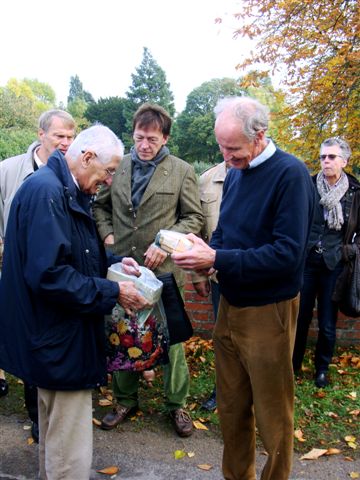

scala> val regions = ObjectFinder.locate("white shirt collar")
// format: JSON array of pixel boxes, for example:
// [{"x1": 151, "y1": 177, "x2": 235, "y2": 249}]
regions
[
  {"x1": 71, "y1": 173, "x2": 80, "y2": 189},
  {"x1": 34, "y1": 148, "x2": 45, "y2": 169},
  {"x1": 248, "y1": 139, "x2": 276, "y2": 169}
]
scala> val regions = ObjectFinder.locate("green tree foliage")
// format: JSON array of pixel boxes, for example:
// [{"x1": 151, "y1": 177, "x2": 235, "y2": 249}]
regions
[
  {"x1": 174, "y1": 78, "x2": 245, "y2": 163},
  {"x1": 0, "y1": 78, "x2": 57, "y2": 160},
  {"x1": 0, "y1": 128, "x2": 37, "y2": 160},
  {"x1": 67, "y1": 75, "x2": 94, "y2": 129},
  {"x1": 230, "y1": 0, "x2": 360, "y2": 169},
  {"x1": 0, "y1": 89, "x2": 37, "y2": 129},
  {"x1": 6, "y1": 78, "x2": 56, "y2": 112},
  {"x1": 67, "y1": 75, "x2": 94, "y2": 105},
  {"x1": 85, "y1": 97, "x2": 128, "y2": 140},
  {"x1": 124, "y1": 47, "x2": 175, "y2": 146}
]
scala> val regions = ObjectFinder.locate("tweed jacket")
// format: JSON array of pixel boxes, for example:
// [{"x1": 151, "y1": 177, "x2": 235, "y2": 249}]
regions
[
  {"x1": 199, "y1": 161, "x2": 227, "y2": 243},
  {"x1": 93, "y1": 153, "x2": 204, "y2": 287},
  {"x1": 0, "y1": 141, "x2": 40, "y2": 237}
]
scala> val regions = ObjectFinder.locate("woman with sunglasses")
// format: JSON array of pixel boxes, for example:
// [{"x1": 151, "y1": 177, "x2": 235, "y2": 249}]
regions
[{"x1": 293, "y1": 137, "x2": 360, "y2": 387}]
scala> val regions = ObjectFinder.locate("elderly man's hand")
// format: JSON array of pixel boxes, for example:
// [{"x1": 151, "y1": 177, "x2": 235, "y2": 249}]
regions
[
  {"x1": 117, "y1": 281, "x2": 152, "y2": 316},
  {"x1": 121, "y1": 257, "x2": 141, "y2": 277},
  {"x1": 172, "y1": 233, "x2": 216, "y2": 271},
  {"x1": 104, "y1": 233, "x2": 115, "y2": 246},
  {"x1": 144, "y1": 243, "x2": 168, "y2": 270}
]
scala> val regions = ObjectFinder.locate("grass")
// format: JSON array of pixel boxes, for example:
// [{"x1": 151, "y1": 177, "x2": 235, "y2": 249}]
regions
[{"x1": 1, "y1": 337, "x2": 359, "y2": 457}]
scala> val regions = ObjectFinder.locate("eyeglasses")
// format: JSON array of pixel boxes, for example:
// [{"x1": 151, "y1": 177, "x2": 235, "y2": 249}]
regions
[
  {"x1": 319, "y1": 154, "x2": 343, "y2": 161},
  {"x1": 104, "y1": 168, "x2": 116, "y2": 177}
]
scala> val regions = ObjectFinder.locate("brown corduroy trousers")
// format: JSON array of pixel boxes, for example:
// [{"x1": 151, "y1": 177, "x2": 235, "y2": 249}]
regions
[{"x1": 213, "y1": 295, "x2": 299, "y2": 480}]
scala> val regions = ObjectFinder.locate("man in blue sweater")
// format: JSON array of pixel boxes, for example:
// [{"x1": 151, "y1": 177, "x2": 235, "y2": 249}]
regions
[{"x1": 172, "y1": 97, "x2": 315, "y2": 480}]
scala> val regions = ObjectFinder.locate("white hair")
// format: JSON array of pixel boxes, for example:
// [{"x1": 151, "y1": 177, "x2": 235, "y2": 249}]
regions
[
  {"x1": 67, "y1": 124, "x2": 124, "y2": 164},
  {"x1": 214, "y1": 96, "x2": 269, "y2": 141},
  {"x1": 321, "y1": 137, "x2": 351, "y2": 161}
]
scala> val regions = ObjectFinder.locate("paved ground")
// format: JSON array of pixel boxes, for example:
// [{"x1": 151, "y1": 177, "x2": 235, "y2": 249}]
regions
[{"x1": 0, "y1": 412, "x2": 359, "y2": 480}]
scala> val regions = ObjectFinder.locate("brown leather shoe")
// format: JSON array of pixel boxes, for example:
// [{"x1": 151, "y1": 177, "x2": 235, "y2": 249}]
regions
[
  {"x1": 100, "y1": 405, "x2": 137, "y2": 430},
  {"x1": 169, "y1": 408, "x2": 193, "y2": 437}
]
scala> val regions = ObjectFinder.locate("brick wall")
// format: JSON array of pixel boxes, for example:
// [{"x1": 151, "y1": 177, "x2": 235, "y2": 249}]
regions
[{"x1": 184, "y1": 278, "x2": 360, "y2": 345}]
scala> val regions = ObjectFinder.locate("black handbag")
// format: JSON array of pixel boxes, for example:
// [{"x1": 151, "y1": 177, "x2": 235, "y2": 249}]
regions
[
  {"x1": 157, "y1": 273, "x2": 193, "y2": 345},
  {"x1": 332, "y1": 241, "x2": 360, "y2": 317}
]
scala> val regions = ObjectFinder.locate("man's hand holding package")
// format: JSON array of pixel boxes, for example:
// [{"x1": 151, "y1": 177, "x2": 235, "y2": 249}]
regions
[
  {"x1": 121, "y1": 257, "x2": 141, "y2": 277},
  {"x1": 117, "y1": 281, "x2": 152, "y2": 316},
  {"x1": 171, "y1": 233, "x2": 216, "y2": 273},
  {"x1": 144, "y1": 243, "x2": 168, "y2": 270}
]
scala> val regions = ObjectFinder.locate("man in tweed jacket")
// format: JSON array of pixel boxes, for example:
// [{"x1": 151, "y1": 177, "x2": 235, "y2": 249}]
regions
[{"x1": 93, "y1": 103, "x2": 203, "y2": 437}]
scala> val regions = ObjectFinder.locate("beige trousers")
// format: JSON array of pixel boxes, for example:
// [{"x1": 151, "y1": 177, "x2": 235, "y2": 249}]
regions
[
  {"x1": 38, "y1": 388, "x2": 93, "y2": 480},
  {"x1": 213, "y1": 295, "x2": 299, "y2": 480}
]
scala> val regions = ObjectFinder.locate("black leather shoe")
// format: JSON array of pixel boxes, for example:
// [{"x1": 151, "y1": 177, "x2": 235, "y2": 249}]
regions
[
  {"x1": 315, "y1": 372, "x2": 329, "y2": 388},
  {"x1": 0, "y1": 379, "x2": 9, "y2": 397},
  {"x1": 201, "y1": 389, "x2": 217, "y2": 411},
  {"x1": 31, "y1": 422, "x2": 39, "y2": 443}
]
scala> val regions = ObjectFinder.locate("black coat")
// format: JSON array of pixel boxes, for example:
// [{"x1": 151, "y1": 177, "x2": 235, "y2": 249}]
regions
[{"x1": 0, "y1": 151, "x2": 122, "y2": 390}]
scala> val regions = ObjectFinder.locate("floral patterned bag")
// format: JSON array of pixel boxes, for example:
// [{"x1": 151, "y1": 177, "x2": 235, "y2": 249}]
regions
[{"x1": 105, "y1": 301, "x2": 170, "y2": 372}]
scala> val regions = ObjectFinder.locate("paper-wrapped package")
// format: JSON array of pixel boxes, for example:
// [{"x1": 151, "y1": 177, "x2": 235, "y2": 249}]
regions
[
  {"x1": 154, "y1": 229, "x2": 193, "y2": 254},
  {"x1": 107, "y1": 263, "x2": 163, "y2": 305}
]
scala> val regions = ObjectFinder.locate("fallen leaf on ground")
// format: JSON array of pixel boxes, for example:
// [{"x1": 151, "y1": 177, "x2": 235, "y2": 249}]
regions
[
  {"x1": 344, "y1": 456, "x2": 355, "y2": 461},
  {"x1": 187, "y1": 451, "x2": 195, "y2": 458},
  {"x1": 349, "y1": 473, "x2": 359, "y2": 479},
  {"x1": 27, "y1": 438, "x2": 34, "y2": 445},
  {"x1": 193, "y1": 420, "x2": 208, "y2": 430},
  {"x1": 325, "y1": 448, "x2": 341, "y2": 455},
  {"x1": 294, "y1": 429, "x2": 306, "y2": 442},
  {"x1": 92, "y1": 418, "x2": 101, "y2": 426},
  {"x1": 98, "y1": 398, "x2": 112, "y2": 407},
  {"x1": 346, "y1": 392, "x2": 357, "y2": 400},
  {"x1": 326, "y1": 411, "x2": 338, "y2": 419},
  {"x1": 198, "y1": 417, "x2": 208, "y2": 423},
  {"x1": 345, "y1": 435, "x2": 358, "y2": 449},
  {"x1": 23, "y1": 425, "x2": 31, "y2": 431},
  {"x1": 174, "y1": 449, "x2": 186, "y2": 459},
  {"x1": 96, "y1": 466, "x2": 119, "y2": 475},
  {"x1": 197, "y1": 464, "x2": 213, "y2": 471},
  {"x1": 300, "y1": 448, "x2": 327, "y2": 460},
  {"x1": 349, "y1": 410, "x2": 360, "y2": 416}
]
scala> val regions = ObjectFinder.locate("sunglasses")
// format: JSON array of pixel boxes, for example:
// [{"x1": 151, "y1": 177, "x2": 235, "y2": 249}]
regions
[{"x1": 319, "y1": 154, "x2": 343, "y2": 161}]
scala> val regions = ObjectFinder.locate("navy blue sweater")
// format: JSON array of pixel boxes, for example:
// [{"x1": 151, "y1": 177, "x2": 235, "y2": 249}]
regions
[{"x1": 211, "y1": 148, "x2": 315, "y2": 307}]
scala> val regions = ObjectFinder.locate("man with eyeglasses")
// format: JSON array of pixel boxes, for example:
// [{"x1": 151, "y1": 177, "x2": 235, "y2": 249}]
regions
[
  {"x1": 0, "y1": 109, "x2": 76, "y2": 442},
  {"x1": 0, "y1": 124, "x2": 151, "y2": 479},
  {"x1": 293, "y1": 137, "x2": 360, "y2": 388},
  {"x1": 93, "y1": 103, "x2": 203, "y2": 437}
]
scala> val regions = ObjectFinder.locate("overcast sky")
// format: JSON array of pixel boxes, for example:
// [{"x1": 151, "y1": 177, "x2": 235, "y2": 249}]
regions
[{"x1": 1, "y1": 0, "x2": 253, "y2": 112}]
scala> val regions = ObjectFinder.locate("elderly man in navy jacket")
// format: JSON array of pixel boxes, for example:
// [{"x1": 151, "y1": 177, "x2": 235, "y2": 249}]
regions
[
  {"x1": 0, "y1": 125, "x2": 151, "y2": 480},
  {"x1": 173, "y1": 97, "x2": 315, "y2": 480}
]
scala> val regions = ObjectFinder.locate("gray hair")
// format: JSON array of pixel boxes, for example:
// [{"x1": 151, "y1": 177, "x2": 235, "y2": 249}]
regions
[
  {"x1": 321, "y1": 137, "x2": 351, "y2": 161},
  {"x1": 38, "y1": 109, "x2": 75, "y2": 131},
  {"x1": 214, "y1": 96, "x2": 269, "y2": 141},
  {"x1": 67, "y1": 124, "x2": 124, "y2": 164}
]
